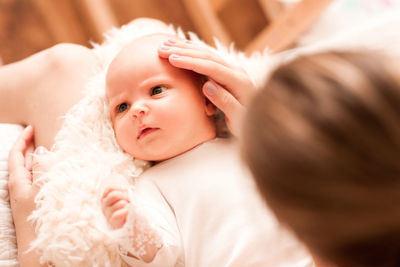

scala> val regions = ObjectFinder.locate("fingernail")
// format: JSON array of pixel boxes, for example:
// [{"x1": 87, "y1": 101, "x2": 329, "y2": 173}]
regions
[
  {"x1": 166, "y1": 39, "x2": 176, "y2": 44},
  {"x1": 159, "y1": 45, "x2": 171, "y2": 51},
  {"x1": 204, "y1": 82, "x2": 218, "y2": 96},
  {"x1": 169, "y1": 54, "x2": 181, "y2": 60},
  {"x1": 34, "y1": 146, "x2": 47, "y2": 155}
]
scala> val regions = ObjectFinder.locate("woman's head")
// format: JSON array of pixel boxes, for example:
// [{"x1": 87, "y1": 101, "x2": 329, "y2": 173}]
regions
[
  {"x1": 106, "y1": 34, "x2": 216, "y2": 162},
  {"x1": 242, "y1": 51, "x2": 400, "y2": 266}
]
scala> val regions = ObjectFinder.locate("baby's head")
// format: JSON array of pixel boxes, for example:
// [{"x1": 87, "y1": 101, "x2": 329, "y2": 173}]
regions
[
  {"x1": 242, "y1": 51, "x2": 400, "y2": 266},
  {"x1": 106, "y1": 34, "x2": 216, "y2": 162}
]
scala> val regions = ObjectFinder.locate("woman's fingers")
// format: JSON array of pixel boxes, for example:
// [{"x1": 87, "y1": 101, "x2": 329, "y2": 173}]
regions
[
  {"x1": 158, "y1": 41, "x2": 255, "y2": 104},
  {"x1": 158, "y1": 38, "x2": 256, "y2": 137},
  {"x1": 24, "y1": 136, "x2": 35, "y2": 172},
  {"x1": 159, "y1": 40, "x2": 230, "y2": 68},
  {"x1": 8, "y1": 125, "x2": 34, "y2": 186},
  {"x1": 9, "y1": 125, "x2": 33, "y2": 171},
  {"x1": 203, "y1": 81, "x2": 245, "y2": 137},
  {"x1": 169, "y1": 55, "x2": 246, "y2": 98},
  {"x1": 8, "y1": 126, "x2": 39, "y2": 224}
]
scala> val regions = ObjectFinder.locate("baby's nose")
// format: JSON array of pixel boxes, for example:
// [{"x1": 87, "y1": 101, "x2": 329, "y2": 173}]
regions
[{"x1": 131, "y1": 105, "x2": 148, "y2": 118}]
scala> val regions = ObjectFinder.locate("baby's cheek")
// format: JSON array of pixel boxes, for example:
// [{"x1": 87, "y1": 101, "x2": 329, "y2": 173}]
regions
[
  {"x1": 117, "y1": 124, "x2": 138, "y2": 155},
  {"x1": 114, "y1": 122, "x2": 129, "y2": 149}
]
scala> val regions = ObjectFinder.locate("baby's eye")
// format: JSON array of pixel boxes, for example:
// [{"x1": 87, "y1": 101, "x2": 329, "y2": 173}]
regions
[
  {"x1": 150, "y1": 85, "x2": 167, "y2": 96},
  {"x1": 117, "y1": 102, "x2": 129, "y2": 113}
]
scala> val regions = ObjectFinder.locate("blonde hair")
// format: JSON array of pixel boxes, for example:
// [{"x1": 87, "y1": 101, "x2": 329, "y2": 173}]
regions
[{"x1": 242, "y1": 51, "x2": 400, "y2": 266}]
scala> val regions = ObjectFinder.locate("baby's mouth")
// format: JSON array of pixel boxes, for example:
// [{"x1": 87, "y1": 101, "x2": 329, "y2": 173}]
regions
[{"x1": 137, "y1": 127, "x2": 160, "y2": 140}]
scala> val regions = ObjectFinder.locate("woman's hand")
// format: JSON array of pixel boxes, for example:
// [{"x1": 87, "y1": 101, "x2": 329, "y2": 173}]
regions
[
  {"x1": 158, "y1": 39, "x2": 256, "y2": 137},
  {"x1": 8, "y1": 125, "x2": 47, "y2": 267},
  {"x1": 8, "y1": 125, "x2": 38, "y2": 223}
]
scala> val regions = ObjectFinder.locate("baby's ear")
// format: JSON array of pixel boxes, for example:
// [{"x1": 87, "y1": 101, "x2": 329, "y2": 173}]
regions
[{"x1": 204, "y1": 97, "x2": 216, "y2": 116}]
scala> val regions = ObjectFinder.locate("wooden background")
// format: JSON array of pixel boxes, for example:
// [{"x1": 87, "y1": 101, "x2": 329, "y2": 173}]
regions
[
  {"x1": 0, "y1": 0, "x2": 334, "y2": 64},
  {"x1": 0, "y1": 0, "x2": 272, "y2": 64}
]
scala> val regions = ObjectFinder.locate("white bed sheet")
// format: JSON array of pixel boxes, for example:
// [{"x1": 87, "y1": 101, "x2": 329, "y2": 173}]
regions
[{"x1": 0, "y1": 123, "x2": 23, "y2": 267}]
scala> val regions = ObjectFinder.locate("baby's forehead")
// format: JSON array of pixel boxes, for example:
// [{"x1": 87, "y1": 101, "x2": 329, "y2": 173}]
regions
[
  {"x1": 106, "y1": 33, "x2": 184, "y2": 95},
  {"x1": 109, "y1": 33, "x2": 179, "y2": 66},
  {"x1": 127, "y1": 33, "x2": 179, "y2": 51}
]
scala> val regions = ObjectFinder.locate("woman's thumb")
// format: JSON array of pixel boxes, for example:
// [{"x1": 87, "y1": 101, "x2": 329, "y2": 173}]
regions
[
  {"x1": 203, "y1": 81, "x2": 239, "y2": 115},
  {"x1": 203, "y1": 81, "x2": 243, "y2": 136}
]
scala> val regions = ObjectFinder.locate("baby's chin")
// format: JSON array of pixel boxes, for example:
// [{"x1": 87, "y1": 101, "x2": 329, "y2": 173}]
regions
[
  {"x1": 129, "y1": 141, "x2": 209, "y2": 162},
  {"x1": 131, "y1": 149, "x2": 188, "y2": 163},
  {"x1": 126, "y1": 132, "x2": 217, "y2": 162}
]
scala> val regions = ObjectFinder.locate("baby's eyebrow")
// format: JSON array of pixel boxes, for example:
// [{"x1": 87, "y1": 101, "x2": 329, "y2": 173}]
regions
[
  {"x1": 107, "y1": 97, "x2": 121, "y2": 112},
  {"x1": 107, "y1": 91, "x2": 124, "y2": 105}
]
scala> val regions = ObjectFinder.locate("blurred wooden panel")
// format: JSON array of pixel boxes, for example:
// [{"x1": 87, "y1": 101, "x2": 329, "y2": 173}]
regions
[
  {"x1": 0, "y1": 0, "x2": 55, "y2": 64},
  {"x1": 0, "y1": 0, "x2": 197, "y2": 64},
  {"x1": 218, "y1": 0, "x2": 268, "y2": 49},
  {"x1": 181, "y1": 0, "x2": 232, "y2": 45},
  {"x1": 245, "y1": 0, "x2": 334, "y2": 53},
  {"x1": 181, "y1": 0, "x2": 333, "y2": 54},
  {"x1": 74, "y1": 0, "x2": 118, "y2": 42},
  {"x1": 109, "y1": 0, "x2": 195, "y2": 31},
  {"x1": 33, "y1": 0, "x2": 88, "y2": 44},
  {"x1": 0, "y1": 0, "x2": 330, "y2": 64},
  {"x1": 258, "y1": 0, "x2": 283, "y2": 22}
]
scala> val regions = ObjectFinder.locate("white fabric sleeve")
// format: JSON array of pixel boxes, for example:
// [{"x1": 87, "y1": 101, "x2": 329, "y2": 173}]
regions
[{"x1": 115, "y1": 179, "x2": 182, "y2": 267}]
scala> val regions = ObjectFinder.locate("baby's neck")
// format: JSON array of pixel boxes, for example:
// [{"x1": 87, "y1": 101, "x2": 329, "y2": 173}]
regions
[{"x1": 152, "y1": 135, "x2": 218, "y2": 165}]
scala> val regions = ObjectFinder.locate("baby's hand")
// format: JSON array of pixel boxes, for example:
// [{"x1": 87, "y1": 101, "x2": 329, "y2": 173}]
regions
[
  {"x1": 102, "y1": 187, "x2": 161, "y2": 263},
  {"x1": 101, "y1": 187, "x2": 130, "y2": 229},
  {"x1": 158, "y1": 38, "x2": 256, "y2": 137}
]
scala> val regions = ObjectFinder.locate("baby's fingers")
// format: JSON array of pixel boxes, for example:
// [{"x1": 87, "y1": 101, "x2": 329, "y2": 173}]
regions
[
  {"x1": 102, "y1": 188, "x2": 129, "y2": 207},
  {"x1": 102, "y1": 197, "x2": 129, "y2": 229},
  {"x1": 102, "y1": 199, "x2": 128, "y2": 217},
  {"x1": 109, "y1": 207, "x2": 129, "y2": 229}
]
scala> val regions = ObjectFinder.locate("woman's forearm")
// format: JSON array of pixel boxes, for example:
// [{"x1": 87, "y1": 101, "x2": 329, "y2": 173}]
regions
[{"x1": 14, "y1": 217, "x2": 46, "y2": 267}]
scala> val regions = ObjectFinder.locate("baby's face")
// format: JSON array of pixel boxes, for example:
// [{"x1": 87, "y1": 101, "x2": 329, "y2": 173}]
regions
[{"x1": 106, "y1": 34, "x2": 216, "y2": 161}]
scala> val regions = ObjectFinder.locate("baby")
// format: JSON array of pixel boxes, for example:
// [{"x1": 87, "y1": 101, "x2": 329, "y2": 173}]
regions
[
  {"x1": 103, "y1": 32, "x2": 216, "y2": 263},
  {"x1": 101, "y1": 33, "x2": 311, "y2": 266}
]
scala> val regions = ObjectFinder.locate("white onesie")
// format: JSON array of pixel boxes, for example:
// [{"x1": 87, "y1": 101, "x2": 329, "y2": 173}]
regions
[{"x1": 121, "y1": 138, "x2": 312, "y2": 267}]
